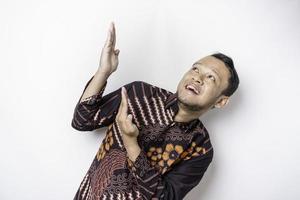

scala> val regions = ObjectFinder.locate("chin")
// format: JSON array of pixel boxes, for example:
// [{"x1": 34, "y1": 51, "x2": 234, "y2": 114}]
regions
[
  {"x1": 178, "y1": 89, "x2": 198, "y2": 102},
  {"x1": 177, "y1": 92, "x2": 202, "y2": 110}
]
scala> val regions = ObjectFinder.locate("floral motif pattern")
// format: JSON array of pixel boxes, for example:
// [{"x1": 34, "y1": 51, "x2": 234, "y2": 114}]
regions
[
  {"x1": 180, "y1": 141, "x2": 206, "y2": 160},
  {"x1": 144, "y1": 142, "x2": 208, "y2": 174},
  {"x1": 145, "y1": 144, "x2": 184, "y2": 174},
  {"x1": 104, "y1": 130, "x2": 114, "y2": 151},
  {"x1": 162, "y1": 144, "x2": 184, "y2": 166},
  {"x1": 97, "y1": 143, "x2": 106, "y2": 161},
  {"x1": 146, "y1": 146, "x2": 163, "y2": 166}
]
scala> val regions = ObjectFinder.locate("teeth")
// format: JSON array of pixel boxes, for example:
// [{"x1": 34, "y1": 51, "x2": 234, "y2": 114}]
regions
[{"x1": 186, "y1": 84, "x2": 199, "y2": 94}]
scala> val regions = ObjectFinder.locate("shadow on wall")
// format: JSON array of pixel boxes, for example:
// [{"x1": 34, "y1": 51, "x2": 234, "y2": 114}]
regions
[
  {"x1": 204, "y1": 88, "x2": 244, "y2": 126},
  {"x1": 186, "y1": 88, "x2": 244, "y2": 199}
]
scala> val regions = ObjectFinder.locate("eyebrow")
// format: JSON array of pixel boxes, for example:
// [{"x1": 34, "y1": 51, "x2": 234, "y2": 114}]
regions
[{"x1": 193, "y1": 62, "x2": 221, "y2": 80}]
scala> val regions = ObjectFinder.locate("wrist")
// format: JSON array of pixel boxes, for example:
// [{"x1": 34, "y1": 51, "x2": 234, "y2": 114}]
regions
[
  {"x1": 122, "y1": 134, "x2": 138, "y2": 147},
  {"x1": 125, "y1": 142, "x2": 141, "y2": 162},
  {"x1": 96, "y1": 68, "x2": 111, "y2": 78}
]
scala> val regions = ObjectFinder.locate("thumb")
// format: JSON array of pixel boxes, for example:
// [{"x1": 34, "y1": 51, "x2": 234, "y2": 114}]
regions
[
  {"x1": 115, "y1": 49, "x2": 120, "y2": 55},
  {"x1": 127, "y1": 114, "x2": 132, "y2": 121}
]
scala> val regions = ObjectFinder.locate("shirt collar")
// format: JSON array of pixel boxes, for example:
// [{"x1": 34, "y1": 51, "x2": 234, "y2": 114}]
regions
[
  {"x1": 165, "y1": 91, "x2": 201, "y2": 133},
  {"x1": 165, "y1": 92, "x2": 178, "y2": 110}
]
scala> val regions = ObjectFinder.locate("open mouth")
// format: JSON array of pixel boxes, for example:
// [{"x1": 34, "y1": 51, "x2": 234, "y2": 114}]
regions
[{"x1": 185, "y1": 84, "x2": 200, "y2": 95}]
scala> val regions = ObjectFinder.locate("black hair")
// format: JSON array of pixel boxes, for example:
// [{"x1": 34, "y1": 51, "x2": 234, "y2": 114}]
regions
[{"x1": 210, "y1": 52, "x2": 239, "y2": 96}]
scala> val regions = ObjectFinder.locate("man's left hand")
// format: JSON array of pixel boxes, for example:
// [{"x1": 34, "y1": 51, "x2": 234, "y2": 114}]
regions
[
  {"x1": 116, "y1": 86, "x2": 141, "y2": 162},
  {"x1": 116, "y1": 87, "x2": 139, "y2": 139}
]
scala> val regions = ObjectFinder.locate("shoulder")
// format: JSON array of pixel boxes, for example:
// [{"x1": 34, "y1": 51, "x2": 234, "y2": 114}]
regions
[
  {"x1": 127, "y1": 80, "x2": 172, "y2": 100},
  {"x1": 125, "y1": 80, "x2": 153, "y2": 88},
  {"x1": 129, "y1": 80, "x2": 167, "y2": 90}
]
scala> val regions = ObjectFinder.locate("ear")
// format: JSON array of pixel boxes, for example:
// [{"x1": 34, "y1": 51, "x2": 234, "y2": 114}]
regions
[{"x1": 214, "y1": 96, "x2": 229, "y2": 108}]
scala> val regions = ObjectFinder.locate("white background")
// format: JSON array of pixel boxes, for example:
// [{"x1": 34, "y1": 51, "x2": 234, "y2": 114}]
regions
[{"x1": 0, "y1": 0, "x2": 299, "y2": 199}]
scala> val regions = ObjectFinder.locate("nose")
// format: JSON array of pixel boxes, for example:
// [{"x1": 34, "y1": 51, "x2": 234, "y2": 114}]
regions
[{"x1": 192, "y1": 76, "x2": 203, "y2": 85}]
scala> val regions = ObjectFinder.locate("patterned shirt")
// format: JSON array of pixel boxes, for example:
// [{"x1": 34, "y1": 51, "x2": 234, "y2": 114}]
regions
[{"x1": 71, "y1": 75, "x2": 214, "y2": 200}]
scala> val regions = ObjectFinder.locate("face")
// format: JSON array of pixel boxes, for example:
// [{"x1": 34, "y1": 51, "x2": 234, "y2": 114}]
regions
[{"x1": 176, "y1": 56, "x2": 231, "y2": 111}]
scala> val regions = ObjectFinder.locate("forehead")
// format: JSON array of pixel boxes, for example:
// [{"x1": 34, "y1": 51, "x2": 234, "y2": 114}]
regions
[
  {"x1": 196, "y1": 56, "x2": 226, "y2": 71},
  {"x1": 195, "y1": 56, "x2": 230, "y2": 78}
]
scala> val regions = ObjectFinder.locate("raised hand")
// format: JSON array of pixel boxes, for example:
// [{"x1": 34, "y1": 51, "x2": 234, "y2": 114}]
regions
[
  {"x1": 116, "y1": 87, "x2": 139, "y2": 139},
  {"x1": 98, "y1": 21, "x2": 120, "y2": 76}
]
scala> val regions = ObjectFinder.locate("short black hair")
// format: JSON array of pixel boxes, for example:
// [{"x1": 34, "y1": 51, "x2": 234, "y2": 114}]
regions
[{"x1": 210, "y1": 52, "x2": 239, "y2": 97}]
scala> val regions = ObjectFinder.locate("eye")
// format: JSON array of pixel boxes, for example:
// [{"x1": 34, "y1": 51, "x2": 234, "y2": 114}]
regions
[
  {"x1": 207, "y1": 74, "x2": 215, "y2": 81},
  {"x1": 192, "y1": 67, "x2": 199, "y2": 73}
]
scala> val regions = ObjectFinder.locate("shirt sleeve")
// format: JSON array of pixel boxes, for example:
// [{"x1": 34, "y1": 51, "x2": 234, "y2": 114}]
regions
[
  {"x1": 126, "y1": 136, "x2": 214, "y2": 200},
  {"x1": 126, "y1": 150, "x2": 163, "y2": 199},
  {"x1": 71, "y1": 75, "x2": 136, "y2": 131}
]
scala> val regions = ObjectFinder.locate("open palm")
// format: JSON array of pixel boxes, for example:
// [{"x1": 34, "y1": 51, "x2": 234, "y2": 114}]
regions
[{"x1": 98, "y1": 22, "x2": 120, "y2": 76}]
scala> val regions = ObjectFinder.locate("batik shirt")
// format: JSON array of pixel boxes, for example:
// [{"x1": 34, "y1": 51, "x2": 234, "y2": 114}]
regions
[{"x1": 71, "y1": 75, "x2": 214, "y2": 200}]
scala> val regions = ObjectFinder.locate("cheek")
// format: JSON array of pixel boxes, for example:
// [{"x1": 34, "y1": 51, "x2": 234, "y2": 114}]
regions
[
  {"x1": 177, "y1": 82, "x2": 184, "y2": 92},
  {"x1": 179, "y1": 79, "x2": 188, "y2": 90},
  {"x1": 202, "y1": 85, "x2": 218, "y2": 99}
]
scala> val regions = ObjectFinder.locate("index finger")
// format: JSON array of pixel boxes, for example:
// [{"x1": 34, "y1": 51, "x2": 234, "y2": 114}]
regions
[
  {"x1": 112, "y1": 22, "x2": 116, "y2": 49},
  {"x1": 118, "y1": 87, "x2": 128, "y2": 119},
  {"x1": 105, "y1": 22, "x2": 114, "y2": 49}
]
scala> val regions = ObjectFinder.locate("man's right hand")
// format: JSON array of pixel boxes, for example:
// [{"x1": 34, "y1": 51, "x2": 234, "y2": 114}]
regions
[{"x1": 98, "y1": 21, "x2": 120, "y2": 77}]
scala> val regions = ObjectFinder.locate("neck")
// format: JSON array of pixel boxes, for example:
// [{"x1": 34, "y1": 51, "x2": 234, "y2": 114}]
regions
[{"x1": 174, "y1": 101, "x2": 208, "y2": 123}]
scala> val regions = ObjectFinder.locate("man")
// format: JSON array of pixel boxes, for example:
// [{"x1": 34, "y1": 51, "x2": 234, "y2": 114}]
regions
[{"x1": 71, "y1": 22, "x2": 239, "y2": 200}]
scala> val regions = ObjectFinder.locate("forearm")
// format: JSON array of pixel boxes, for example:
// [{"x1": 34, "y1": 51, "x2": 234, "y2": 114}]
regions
[{"x1": 79, "y1": 69, "x2": 111, "y2": 103}]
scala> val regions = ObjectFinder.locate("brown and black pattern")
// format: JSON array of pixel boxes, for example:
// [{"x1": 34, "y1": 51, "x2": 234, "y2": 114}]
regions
[{"x1": 71, "y1": 75, "x2": 214, "y2": 200}]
